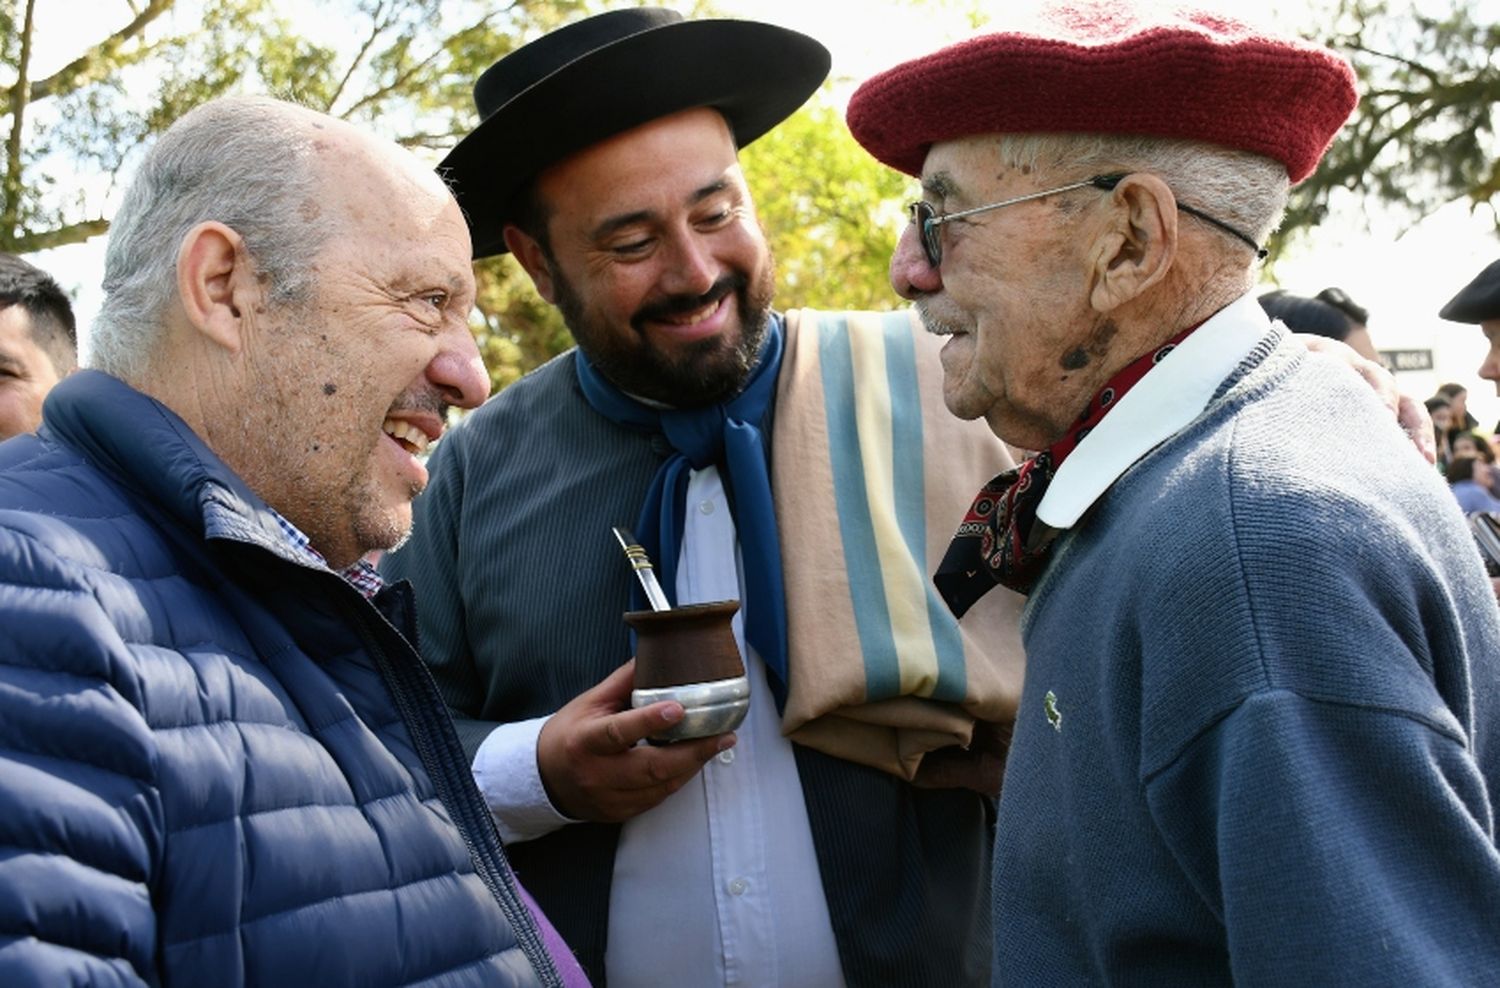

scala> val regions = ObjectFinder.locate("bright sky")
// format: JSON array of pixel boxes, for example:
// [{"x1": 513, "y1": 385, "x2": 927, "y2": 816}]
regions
[{"x1": 25, "y1": 0, "x2": 1500, "y2": 427}]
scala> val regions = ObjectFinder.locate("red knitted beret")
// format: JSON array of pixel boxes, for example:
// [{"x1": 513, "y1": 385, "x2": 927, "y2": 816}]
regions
[{"x1": 846, "y1": 4, "x2": 1357, "y2": 184}]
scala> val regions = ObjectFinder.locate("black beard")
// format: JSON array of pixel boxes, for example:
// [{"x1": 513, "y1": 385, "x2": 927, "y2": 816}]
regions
[{"x1": 553, "y1": 263, "x2": 775, "y2": 407}]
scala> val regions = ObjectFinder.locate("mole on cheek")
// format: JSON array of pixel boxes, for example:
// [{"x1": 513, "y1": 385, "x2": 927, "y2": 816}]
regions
[
  {"x1": 1060, "y1": 348, "x2": 1090, "y2": 370},
  {"x1": 323, "y1": 383, "x2": 338, "y2": 396}
]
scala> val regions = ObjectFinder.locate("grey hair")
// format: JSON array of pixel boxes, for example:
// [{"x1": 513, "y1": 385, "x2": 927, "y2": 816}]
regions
[
  {"x1": 90, "y1": 96, "x2": 329, "y2": 380},
  {"x1": 993, "y1": 132, "x2": 1290, "y2": 254}
]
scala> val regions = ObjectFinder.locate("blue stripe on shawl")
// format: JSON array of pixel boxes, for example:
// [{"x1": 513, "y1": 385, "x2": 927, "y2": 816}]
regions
[
  {"x1": 818, "y1": 314, "x2": 901, "y2": 698},
  {"x1": 878, "y1": 311, "x2": 968, "y2": 700}
]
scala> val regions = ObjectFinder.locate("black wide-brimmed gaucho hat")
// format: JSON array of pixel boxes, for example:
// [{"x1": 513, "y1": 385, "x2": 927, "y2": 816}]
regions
[{"x1": 441, "y1": 7, "x2": 830, "y2": 259}]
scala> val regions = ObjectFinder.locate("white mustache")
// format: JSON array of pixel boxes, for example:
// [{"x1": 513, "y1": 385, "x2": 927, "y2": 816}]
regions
[{"x1": 915, "y1": 300, "x2": 966, "y2": 337}]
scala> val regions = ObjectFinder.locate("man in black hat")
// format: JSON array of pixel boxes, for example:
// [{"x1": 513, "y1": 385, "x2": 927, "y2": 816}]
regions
[
  {"x1": 1440, "y1": 259, "x2": 1500, "y2": 423},
  {"x1": 382, "y1": 8, "x2": 1016, "y2": 986}
]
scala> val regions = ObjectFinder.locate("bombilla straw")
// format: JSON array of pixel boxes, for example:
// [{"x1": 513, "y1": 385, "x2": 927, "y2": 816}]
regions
[{"x1": 612, "y1": 526, "x2": 672, "y2": 612}]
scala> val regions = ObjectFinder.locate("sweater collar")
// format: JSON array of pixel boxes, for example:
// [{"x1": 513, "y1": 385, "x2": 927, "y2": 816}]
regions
[{"x1": 1036, "y1": 293, "x2": 1272, "y2": 530}]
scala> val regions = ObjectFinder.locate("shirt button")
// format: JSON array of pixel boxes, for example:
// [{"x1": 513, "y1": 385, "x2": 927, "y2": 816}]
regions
[
  {"x1": 727, "y1": 878, "x2": 749, "y2": 896},
  {"x1": 698, "y1": 499, "x2": 716, "y2": 515},
  {"x1": 717, "y1": 749, "x2": 736, "y2": 765}
]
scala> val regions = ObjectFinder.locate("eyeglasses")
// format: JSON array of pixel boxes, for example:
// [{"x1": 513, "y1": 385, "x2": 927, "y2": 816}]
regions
[{"x1": 906, "y1": 172, "x2": 1267, "y2": 268}]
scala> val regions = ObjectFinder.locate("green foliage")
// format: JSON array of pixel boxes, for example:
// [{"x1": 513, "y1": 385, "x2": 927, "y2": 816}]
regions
[
  {"x1": 9, "y1": 0, "x2": 1496, "y2": 397},
  {"x1": 742, "y1": 98, "x2": 912, "y2": 312},
  {"x1": 1280, "y1": 0, "x2": 1500, "y2": 252},
  {"x1": 0, "y1": 7, "x2": 15, "y2": 60},
  {"x1": 472, "y1": 253, "x2": 572, "y2": 394}
]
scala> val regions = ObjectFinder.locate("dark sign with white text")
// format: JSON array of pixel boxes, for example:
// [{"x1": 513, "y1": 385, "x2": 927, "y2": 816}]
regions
[{"x1": 1379, "y1": 349, "x2": 1434, "y2": 373}]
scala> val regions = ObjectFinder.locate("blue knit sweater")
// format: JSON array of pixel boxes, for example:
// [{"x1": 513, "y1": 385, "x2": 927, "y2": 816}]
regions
[{"x1": 996, "y1": 331, "x2": 1500, "y2": 984}]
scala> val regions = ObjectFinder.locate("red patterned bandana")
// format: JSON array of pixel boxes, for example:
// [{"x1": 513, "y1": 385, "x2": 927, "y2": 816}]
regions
[{"x1": 935, "y1": 326, "x2": 1198, "y2": 614}]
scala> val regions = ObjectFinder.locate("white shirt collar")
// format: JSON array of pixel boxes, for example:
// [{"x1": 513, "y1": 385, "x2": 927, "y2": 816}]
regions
[{"x1": 1035, "y1": 292, "x2": 1271, "y2": 530}]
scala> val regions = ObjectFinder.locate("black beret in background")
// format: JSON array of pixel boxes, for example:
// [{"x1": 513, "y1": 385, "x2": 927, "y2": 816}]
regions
[{"x1": 1439, "y1": 258, "x2": 1500, "y2": 324}]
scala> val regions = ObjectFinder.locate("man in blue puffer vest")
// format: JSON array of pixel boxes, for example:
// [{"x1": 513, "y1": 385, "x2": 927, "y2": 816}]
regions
[{"x1": 0, "y1": 96, "x2": 584, "y2": 986}]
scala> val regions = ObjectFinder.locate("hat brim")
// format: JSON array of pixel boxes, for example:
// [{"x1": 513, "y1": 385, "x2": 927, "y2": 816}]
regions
[
  {"x1": 1439, "y1": 259, "x2": 1500, "y2": 324},
  {"x1": 441, "y1": 19, "x2": 830, "y2": 258}
]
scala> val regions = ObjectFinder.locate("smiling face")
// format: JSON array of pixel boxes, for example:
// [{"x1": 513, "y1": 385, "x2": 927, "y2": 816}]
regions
[
  {"x1": 231, "y1": 132, "x2": 488, "y2": 568},
  {"x1": 0, "y1": 305, "x2": 63, "y2": 440},
  {"x1": 889, "y1": 136, "x2": 1111, "y2": 449},
  {"x1": 513, "y1": 107, "x2": 775, "y2": 406}
]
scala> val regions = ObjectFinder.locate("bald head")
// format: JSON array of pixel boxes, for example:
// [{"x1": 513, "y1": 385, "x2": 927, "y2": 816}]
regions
[
  {"x1": 304, "y1": 107, "x2": 460, "y2": 247},
  {"x1": 91, "y1": 96, "x2": 453, "y2": 381}
]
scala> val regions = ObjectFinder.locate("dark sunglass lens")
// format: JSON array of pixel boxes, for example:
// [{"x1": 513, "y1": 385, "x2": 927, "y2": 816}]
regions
[{"x1": 917, "y1": 203, "x2": 941, "y2": 267}]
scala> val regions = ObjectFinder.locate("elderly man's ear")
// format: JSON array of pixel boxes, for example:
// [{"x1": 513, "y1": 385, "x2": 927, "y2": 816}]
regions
[
  {"x1": 1087, "y1": 173, "x2": 1177, "y2": 312},
  {"x1": 176, "y1": 221, "x2": 262, "y2": 355},
  {"x1": 502, "y1": 225, "x2": 558, "y2": 304}
]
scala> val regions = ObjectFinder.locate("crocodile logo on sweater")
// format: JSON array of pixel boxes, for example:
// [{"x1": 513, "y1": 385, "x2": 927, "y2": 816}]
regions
[{"x1": 1043, "y1": 690, "x2": 1063, "y2": 731}]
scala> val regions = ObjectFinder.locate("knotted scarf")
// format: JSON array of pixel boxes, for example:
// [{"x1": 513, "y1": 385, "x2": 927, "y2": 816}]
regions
[
  {"x1": 935, "y1": 325, "x2": 1197, "y2": 613},
  {"x1": 576, "y1": 316, "x2": 790, "y2": 706}
]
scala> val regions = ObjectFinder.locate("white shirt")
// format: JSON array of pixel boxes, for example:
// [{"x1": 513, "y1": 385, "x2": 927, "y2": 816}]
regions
[
  {"x1": 1038, "y1": 293, "x2": 1272, "y2": 529},
  {"x1": 472, "y1": 467, "x2": 844, "y2": 988}
]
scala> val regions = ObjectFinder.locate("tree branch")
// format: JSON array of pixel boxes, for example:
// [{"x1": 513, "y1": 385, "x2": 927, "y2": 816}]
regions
[
  {"x1": 1, "y1": 0, "x2": 175, "y2": 106},
  {"x1": 339, "y1": 11, "x2": 501, "y2": 119},
  {"x1": 394, "y1": 129, "x2": 471, "y2": 150},
  {"x1": 3, "y1": 0, "x2": 37, "y2": 240},
  {"x1": 1342, "y1": 42, "x2": 1447, "y2": 87},
  {"x1": 326, "y1": 0, "x2": 395, "y2": 113},
  {"x1": 4, "y1": 217, "x2": 111, "y2": 253},
  {"x1": 339, "y1": 47, "x2": 445, "y2": 118}
]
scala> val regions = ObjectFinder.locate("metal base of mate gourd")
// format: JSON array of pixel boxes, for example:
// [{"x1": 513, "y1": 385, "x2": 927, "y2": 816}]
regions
[{"x1": 631, "y1": 674, "x2": 750, "y2": 742}]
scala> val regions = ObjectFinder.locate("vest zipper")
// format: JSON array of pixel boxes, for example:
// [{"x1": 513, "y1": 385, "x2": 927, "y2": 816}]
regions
[{"x1": 343, "y1": 594, "x2": 563, "y2": 988}]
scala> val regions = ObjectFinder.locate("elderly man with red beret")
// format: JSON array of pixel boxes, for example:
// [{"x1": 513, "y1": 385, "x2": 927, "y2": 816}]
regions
[{"x1": 848, "y1": 4, "x2": 1500, "y2": 983}]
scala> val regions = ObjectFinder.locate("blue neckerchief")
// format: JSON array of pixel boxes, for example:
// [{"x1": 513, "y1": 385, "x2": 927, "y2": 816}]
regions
[{"x1": 576, "y1": 315, "x2": 789, "y2": 706}]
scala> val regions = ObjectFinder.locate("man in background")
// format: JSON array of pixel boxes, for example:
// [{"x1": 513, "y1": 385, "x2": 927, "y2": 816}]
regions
[
  {"x1": 0, "y1": 252, "x2": 76, "y2": 439},
  {"x1": 1315, "y1": 285, "x2": 1378, "y2": 361},
  {"x1": 1440, "y1": 258, "x2": 1500, "y2": 429}
]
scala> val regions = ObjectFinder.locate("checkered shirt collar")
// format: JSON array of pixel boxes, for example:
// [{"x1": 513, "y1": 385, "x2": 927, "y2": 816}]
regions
[{"x1": 270, "y1": 509, "x2": 386, "y2": 600}]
